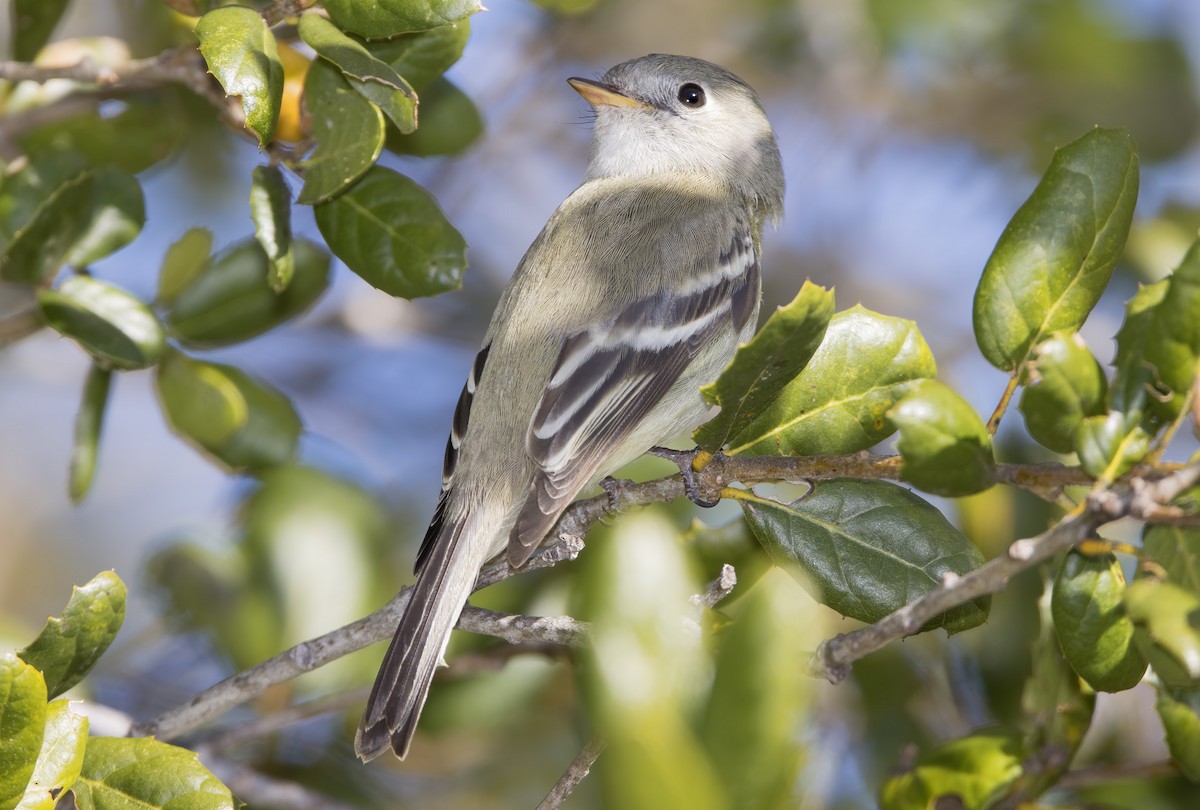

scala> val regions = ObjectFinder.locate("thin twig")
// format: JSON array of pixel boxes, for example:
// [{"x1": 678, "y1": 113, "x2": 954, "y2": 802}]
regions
[
  {"x1": 199, "y1": 688, "x2": 369, "y2": 753},
  {"x1": 691, "y1": 563, "x2": 738, "y2": 610},
  {"x1": 537, "y1": 737, "x2": 607, "y2": 810}
]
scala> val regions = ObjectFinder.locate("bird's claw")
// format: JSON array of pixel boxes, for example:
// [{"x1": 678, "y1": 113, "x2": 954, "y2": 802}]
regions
[{"x1": 649, "y1": 447, "x2": 722, "y2": 508}]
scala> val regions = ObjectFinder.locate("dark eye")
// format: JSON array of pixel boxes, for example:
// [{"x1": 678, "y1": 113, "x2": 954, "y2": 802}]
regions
[{"x1": 677, "y1": 83, "x2": 706, "y2": 107}]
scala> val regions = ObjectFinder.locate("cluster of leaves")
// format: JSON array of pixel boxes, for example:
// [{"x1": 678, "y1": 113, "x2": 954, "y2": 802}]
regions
[
  {"x1": 1, "y1": 0, "x2": 480, "y2": 500},
  {"x1": 1, "y1": 572, "x2": 238, "y2": 810},
  {"x1": 682, "y1": 126, "x2": 1199, "y2": 804}
]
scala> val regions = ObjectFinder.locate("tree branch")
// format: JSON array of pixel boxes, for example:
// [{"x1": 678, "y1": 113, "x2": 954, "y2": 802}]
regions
[
  {"x1": 537, "y1": 737, "x2": 607, "y2": 810},
  {"x1": 811, "y1": 463, "x2": 1200, "y2": 682}
]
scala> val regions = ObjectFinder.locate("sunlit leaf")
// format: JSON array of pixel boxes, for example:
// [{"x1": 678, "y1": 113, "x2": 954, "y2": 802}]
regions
[
  {"x1": 196, "y1": 6, "x2": 283, "y2": 147},
  {"x1": 1051, "y1": 550, "x2": 1146, "y2": 692},
  {"x1": 157, "y1": 228, "x2": 214, "y2": 306},
  {"x1": 1141, "y1": 237, "x2": 1200, "y2": 423},
  {"x1": 741, "y1": 479, "x2": 988, "y2": 632},
  {"x1": 881, "y1": 729, "x2": 1024, "y2": 810},
  {"x1": 249, "y1": 165, "x2": 295, "y2": 291},
  {"x1": 15, "y1": 699, "x2": 88, "y2": 810},
  {"x1": 64, "y1": 167, "x2": 145, "y2": 267},
  {"x1": 889, "y1": 379, "x2": 995, "y2": 496},
  {"x1": 366, "y1": 19, "x2": 470, "y2": 91},
  {"x1": 1124, "y1": 578, "x2": 1200, "y2": 681},
  {"x1": 37, "y1": 275, "x2": 165, "y2": 370},
  {"x1": 726, "y1": 306, "x2": 936, "y2": 456},
  {"x1": 1156, "y1": 686, "x2": 1200, "y2": 782},
  {"x1": 1075, "y1": 411, "x2": 1151, "y2": 483},
  {"x1": 1143, "y1": 525, "x2": 1200, "y2": 595},
  {"x1": 0, "y1": 168, "x2": 94, "y2": 285},
  {"x1": 17, "y1": 571, "x2": 126, "y2": 699},
  {"x1": 0, "y1": 654, "x2": 47, "y2": 810},
  {"x1": 1018, "y1": 332, "x2": 1108, "y2": 453},
  {"x1": 323, "y1": 0, "x2": 482, "y2": 38},
  {"x1": 974, "y1": 128, "x2": 1138, "y2": 371},
  {"x1": 694, "y1": 281, "x2": 834, "y2": 453},
  {"x1": 314, "y1": 166, "x2": 466, "y2": 298},
  {"x1": 72, "y1": 737, "x2": 235, "y2": 810},
  {"x1": 297, "y1": 59, "x2": 385, "y2": 204}
]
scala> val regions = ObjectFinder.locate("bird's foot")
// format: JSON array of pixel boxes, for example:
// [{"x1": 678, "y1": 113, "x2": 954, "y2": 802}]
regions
[{"x1": 649, "y1": 447, "x2": 723, "y2": 508}]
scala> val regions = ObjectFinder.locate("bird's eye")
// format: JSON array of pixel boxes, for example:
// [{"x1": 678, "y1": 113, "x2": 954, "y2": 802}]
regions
[{"x1": 677, "y1": 83, "x2": 706, "y2": 107}]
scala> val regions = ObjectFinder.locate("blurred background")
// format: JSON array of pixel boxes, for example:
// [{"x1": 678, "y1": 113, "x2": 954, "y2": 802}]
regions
[{"x1": 2, "y1": 0, "x2": 1200, "y2": 807}]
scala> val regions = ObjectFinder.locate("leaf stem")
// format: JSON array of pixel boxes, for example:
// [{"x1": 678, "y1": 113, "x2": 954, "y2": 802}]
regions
[{"x1": 987, "y1": 373, "x2": 1021, "y2": 435}]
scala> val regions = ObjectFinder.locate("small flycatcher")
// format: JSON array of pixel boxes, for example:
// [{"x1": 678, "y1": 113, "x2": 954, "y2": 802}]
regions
[{"x1": 357, "y1": 53, "x2": 784, "y2": 761}]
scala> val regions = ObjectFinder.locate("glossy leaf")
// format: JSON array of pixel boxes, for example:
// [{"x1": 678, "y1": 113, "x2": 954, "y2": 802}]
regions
[
  {"x1": 15, "y1": 699, "x2": 88, "y2": 810},
  {"x1": 157, "y1": 228, "x2": 214, "y2": 306},
  {"x1": 298, "y1": 12, "x2": 417, "y2": 133},
  {"x1": 1075, "y1": 412, "x2": 1151, "y2": 483},
  {"x1": 297, "y1": 60, "x2": 385, "y2": 204},
  {"x1": 889, "y1": 379, "x2": 995, "y2": 496},
  {"x1": 695, "y1": 281, "x2": 834, "y2": 452},
  {"x1": 385, "y1": 78, "x2": 481, "y2": 156},
  {"x1": 323, "y1": 0, "x2": 482, "y2": 38},
  {"x1": 0, "y1": 169, "x2": 94, "y2": 285},
  {"x1": 366, "y1": 19, "x2": 470, "y2": 91},
  {"x1": 249, "y1": 165, "x2": 295, "y2": 291},
  {"x1": 1018, "y1": 332, "x2": 1108, "y2": 453},
  {"x1": 1020, "y1": 588, "x2": 1095, "y2": 795},
  {"x1": 155, "y1": 349, "x2": 301, "y2": 472},
  {"x1": 1110, "y1": 279, "x2": 1169, "y2": 422},
  {"x1": 881, "y1": 729, "x2": 1024, "y2": 810},
  {"x1": 1051, "y1": 550, "x2": 1146, "y2": 692},
  {"x1": 196, "y1": 6, "x2": 283, "y2": 147},
  {"x1": 741, "y1": 479, "x2": 988, "y2": 633},
  {"x1": 1124, "y1": 579, "x2": 1200, "y2": 681},
  {"x1": 725, "y1": 306, "x2": 936, "y2": 456},
  {"x1": 701, "y1": 570, "x2": 813, "y2": 809},
  {"x1": 314, "y1": 166, "x2": 466, "y2": 298},
  {"x1": 37, "y1": 276, "x2": 166, "y2": 370},
  {"x1": 64, "y1": 167, "x2": 145, "y2": 267},
  {"x1": 11, "y1": 0, "x2": 70, "y2": 61},
  {"x1": 1142, "y1": 237, "x2": 1200, "y2": 422},
  {"x1": 974, "y1": 128, "x2": 1138, "y2": 371},
  {"x1": 1143, "y1": 525, "x2": 1200, "y2": 595},
  {"x1": 165, "y1": 239, "x2": 330, "y2": 347},
  {"x1": 69, "y1": 365, "x2": 113, "y2": 504},
  {"x1": 0, "y1": 654, "x2": 46, "y2": 810},
  {"x1": 17, "y1": 571, "x2": 126, "y2": 699},
  {"x1": 1156, "y1": 686, "x2": 1200, "y2": 782},
  {"x1": 72, "y1": 737, "x2": 235, "y2": 810}
]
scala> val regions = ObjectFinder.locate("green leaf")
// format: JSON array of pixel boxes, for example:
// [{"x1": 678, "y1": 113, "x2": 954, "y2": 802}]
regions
[
  {"x1": 0, "y1": 654, "x2": 47, "y2": 810},
  {"x1": 973, "y1": 128, "x2": 1139, "y2": 371},
  {"x1": 385, "y1": 77, "x2": 480, "y2": 156},
  {"x1": 297, "y1": 59, "x2": 385, "y2": 205},
  {"x1": 1018, "y1": 332, "x2": 1108, "y2": 453},
  {"x1": 64, "y1": 167, "x2": 145, "y2": 267},
  {"x1": 889, "y1": 379, "x2": 995, "y2": 496},
  {"x1": 1124, "y1": 578, "x2": 1200, "y2": 681},
  {"x1": 741, "y1": 479, "x2": 989, "y2": 632},
  {"x1": 1020, "y1": 587, "x2": 1095, "y2": 795},
  {"x1": 298, "y1": 12, "x2": 417, "y2": 133},
  {"x1": 37, "y1": 276, "x2": 166, "y2": 370},
  {"x1": 1110, "y1": 279, "x2": 1169, "y2": 421},
  {"x1": 694, "y1": 281, "x2": 834, "y2": 452},
  {"x1": 157, "y1": 228, "x2": 214, "y2": 306},
  {"x1": 881, "y1": 729, "x2": 1024, "y2": 810},
  {"x1": 15, "y1": 699, "x2": 88, "y2": 810},
  {"x1": 11, "y1": 0, "x2": 70, "y2": 61},
  {"x1": 314, "y1": 166, "x2": 466, "y2": 298},
  {"x1": 725, "y1": 306, "x2": 937, "y2": 456},
  {"x1": 196, "y1": 6, "x2": 283, "y2": 147},
  {"x1": 155, "y1": 349, "x2": 301, "y2": 472},
  {"x1": 19, "y1": 95, "x2": 190, "y2": 175},
  {"x1": 1075, "y1": 412, "x2": 1152, "y2": 483},
  {"x1": 69, "y1": 365, "x2": 113, "y2": 505},
  {"x1": 1156, "y1": 686, "x2": 1200, "y2": 782},
  {"x1": 72, "y1": 737, "x2": 235, "y2": 810},
  {"x1": 249, "y1": 166, "x2": 295, "y2": 292},
  {"x1": 1052, "y1": 550, "x2": 1146, "y2": 692},
  {"x1": 165, "y1": 239, "x2": 330, "y2": 347},
  {"x1": 1144, "y1": 525, "x2": 1200, "y2": 595},
  {"x1": 701, "y1": 570, "x2": 812, "y2": 810},
  {"x1": 366, "y1": 19, "x2": 470, "y2": 91},
  {"x1": 17, "y1": 571, "x2": 126, "y2": 699},
  {"x1": 1141, "y1": 237, "x2": 1200, "y2": 423},
  {"x1": 579, "y1": 512, "x2": 725, "y2": 810},
  {"x1": 323, "y1": 0, "x2": 482, "y2": 38},
  {"x1": 0, "y1": 169, "x2": 95, "y2": 285}
]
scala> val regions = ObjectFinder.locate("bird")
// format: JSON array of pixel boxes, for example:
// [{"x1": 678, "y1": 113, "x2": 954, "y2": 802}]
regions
[{"x1": 355, "y1": 53, "x2": 784, "y2": 762}]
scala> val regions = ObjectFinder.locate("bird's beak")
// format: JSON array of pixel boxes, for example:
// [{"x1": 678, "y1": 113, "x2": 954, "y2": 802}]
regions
[{"x1": 567, "y1": 77, "x2": 647, "y2": 109}]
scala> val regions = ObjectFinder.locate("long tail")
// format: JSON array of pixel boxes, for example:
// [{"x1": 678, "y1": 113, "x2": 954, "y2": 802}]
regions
[{"x1": 355, "y1": 515, "x2": 482, "y2": 761}]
